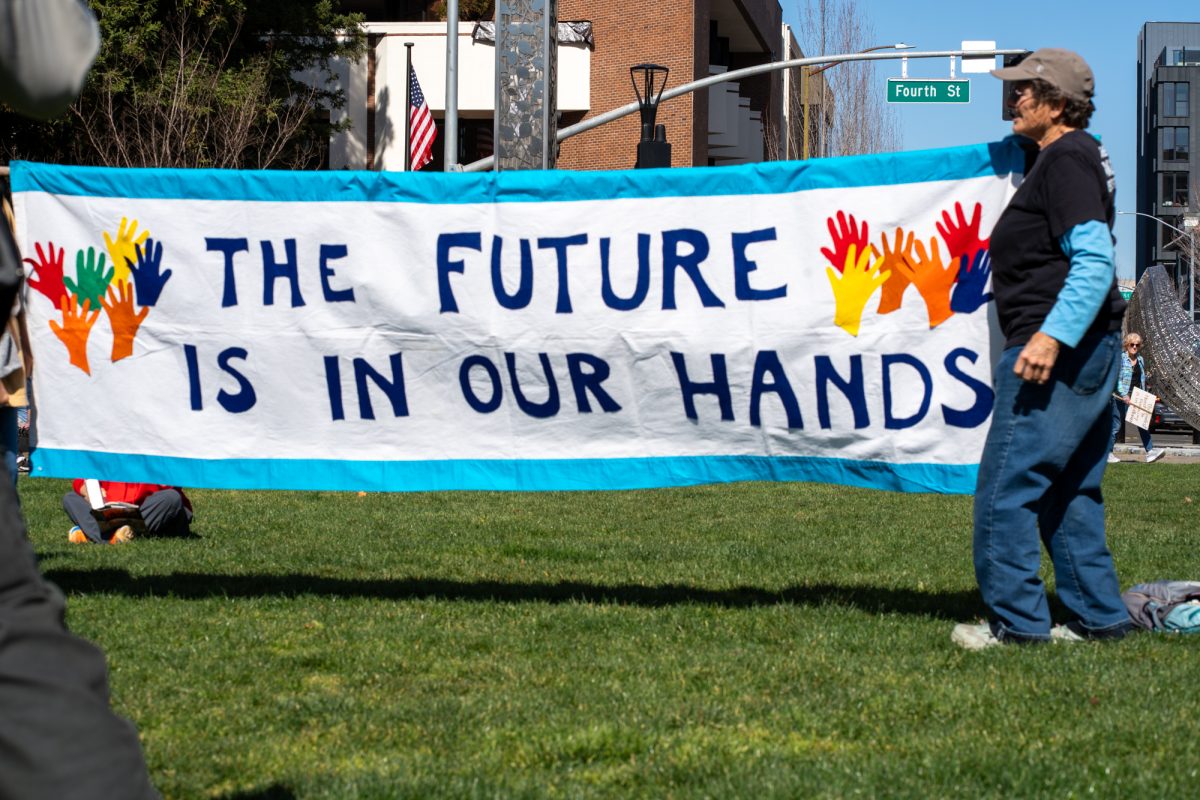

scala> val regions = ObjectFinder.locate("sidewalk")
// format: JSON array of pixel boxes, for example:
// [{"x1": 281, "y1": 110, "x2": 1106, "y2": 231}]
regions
[{"x1": 1111, "y1": 443, "x2": 1200, "y2": 463}]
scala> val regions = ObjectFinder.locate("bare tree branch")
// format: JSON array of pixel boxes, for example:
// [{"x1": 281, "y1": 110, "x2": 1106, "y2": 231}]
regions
[{"x1": 796, "y1": 0, "x2": 900, "y2": 157}]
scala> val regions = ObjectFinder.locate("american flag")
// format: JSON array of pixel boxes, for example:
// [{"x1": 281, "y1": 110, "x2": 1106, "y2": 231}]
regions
[{"x1": 408, "y1": 64, "x2": 436, "y2": 171}]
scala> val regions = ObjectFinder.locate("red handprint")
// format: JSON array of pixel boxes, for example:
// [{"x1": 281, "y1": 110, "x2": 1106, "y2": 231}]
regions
[
  {"x1": 936, "y1": 202, "x2": 990, "y2": 263},
  {"x1": 821, "y1": 211, "x2": 874, "y2": 274},
  {"x1": 23, "y1": 241, "x2": 68, "y2": 307}
]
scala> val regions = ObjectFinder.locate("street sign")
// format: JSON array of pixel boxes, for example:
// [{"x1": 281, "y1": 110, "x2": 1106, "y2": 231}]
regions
[
  {"x1": 887, "y1": 78, "x2": 970, "y2": 104},
  {"x1": 961, "y1": 41, "x2": 997, "y2": 74}
]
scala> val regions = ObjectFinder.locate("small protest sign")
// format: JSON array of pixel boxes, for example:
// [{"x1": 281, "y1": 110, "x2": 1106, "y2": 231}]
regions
[{"x1": 1126, "y1": 387, "x2": 1156, "y2": 431}]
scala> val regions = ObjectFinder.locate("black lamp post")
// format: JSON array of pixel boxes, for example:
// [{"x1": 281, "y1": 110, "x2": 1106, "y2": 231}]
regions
[{"x1": 631, "y1": 63, "x2": 671, "y2": 168}]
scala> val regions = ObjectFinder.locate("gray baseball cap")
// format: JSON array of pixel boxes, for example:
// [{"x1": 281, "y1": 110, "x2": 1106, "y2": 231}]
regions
[{"x1": 991, "y1": 48, "x2": 1094, "y2": 101}]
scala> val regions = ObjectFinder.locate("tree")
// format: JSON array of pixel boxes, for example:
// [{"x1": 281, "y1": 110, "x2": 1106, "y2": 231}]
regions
[
  {"x1": 794, "y1": 0, "x2": 900, "y2": 157},
  {"x1": 432, "y1": 1, "x2": 494, "y2": 19},
  {"x1": 0, "y1": 0, "x2": 365, "y2": 169}
]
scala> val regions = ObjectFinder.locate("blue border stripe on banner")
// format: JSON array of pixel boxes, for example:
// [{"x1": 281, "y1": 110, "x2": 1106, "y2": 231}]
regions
[
  {"x1": 11, "y1": 139, "x2": 1024, "y2": 205},
  {"x1": 31, "y1": 449, "x2": 978, "y2": 495}
]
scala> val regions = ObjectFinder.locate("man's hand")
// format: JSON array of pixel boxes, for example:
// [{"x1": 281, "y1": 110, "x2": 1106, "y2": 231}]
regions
[{"x1": 1014, "y1": 331, "x2": 1061, "y2": 384}]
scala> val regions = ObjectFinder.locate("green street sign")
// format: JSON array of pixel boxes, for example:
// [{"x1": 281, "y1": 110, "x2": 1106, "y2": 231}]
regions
[{"x1": 887, "y1": 78, "x2": 971, "y2": 104}]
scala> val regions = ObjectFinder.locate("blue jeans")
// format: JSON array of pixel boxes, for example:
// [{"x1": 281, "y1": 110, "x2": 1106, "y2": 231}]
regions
[
  {"x1": 973, "y1": 332, "x2": 1133, "y2": 642},
  {"x1": 0, "y1": 405, "x2": 16, "y2": 488},
  {"x1": 1111, "y1": 398, "x2": 1153, "y2": 452}
]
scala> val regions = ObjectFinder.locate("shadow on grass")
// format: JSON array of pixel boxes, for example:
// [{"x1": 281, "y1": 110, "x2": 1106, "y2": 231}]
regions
[
  {"x1": 217, "y1": 785, "x2": 295, "y2": 800},
  {"x1": 44, "y1": 568, "x2": 981, "y2": 619}
]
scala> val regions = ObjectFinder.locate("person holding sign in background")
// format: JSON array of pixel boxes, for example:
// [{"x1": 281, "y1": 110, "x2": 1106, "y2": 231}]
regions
[
  {"x1": 1108, "y1": 333, "x2": 1164, "y2": 464},
  {"x1": 952, "y1": 49, "x2": 1135, "y2": 649}
]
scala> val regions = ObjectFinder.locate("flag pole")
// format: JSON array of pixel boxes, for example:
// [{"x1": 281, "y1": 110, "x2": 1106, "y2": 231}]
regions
[
  {"x1": 444, "y1": 0, "x2": 459, "y2": 170},
  {"x1": 404, "y1": 42, "x2": 414, "y2": 172}
]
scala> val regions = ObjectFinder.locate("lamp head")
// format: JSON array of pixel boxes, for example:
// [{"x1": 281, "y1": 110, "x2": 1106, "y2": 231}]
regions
[{"x1": 631, "y1": 63, "x2": 670, "y2": 141}]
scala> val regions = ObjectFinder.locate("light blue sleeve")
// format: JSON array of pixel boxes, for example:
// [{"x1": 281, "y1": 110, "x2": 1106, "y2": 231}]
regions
[{"x1": 1040, "y1": 220, "x2": 1116, "y2": 348}]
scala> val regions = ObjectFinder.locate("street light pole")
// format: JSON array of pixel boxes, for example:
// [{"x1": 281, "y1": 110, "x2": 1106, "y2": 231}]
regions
[
  {"x1": 1118, "y1": 210, "x2": 1198, "y2": 322},
  {"x1": 802, "y1": 43, "x2": 913, "y2": 160}
]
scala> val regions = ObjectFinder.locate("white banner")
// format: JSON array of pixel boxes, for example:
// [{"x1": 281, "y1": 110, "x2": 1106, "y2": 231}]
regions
[{"x1": 12, "y1": 141, "x2": 1023, "y2": 493}]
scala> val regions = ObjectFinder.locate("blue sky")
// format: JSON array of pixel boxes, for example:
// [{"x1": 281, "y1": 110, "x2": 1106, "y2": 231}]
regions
[{"x1": 780, "y1": 1, "x2": 1199, "y2": 279}]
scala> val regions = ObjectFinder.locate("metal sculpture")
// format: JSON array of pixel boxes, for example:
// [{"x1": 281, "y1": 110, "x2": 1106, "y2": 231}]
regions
[
  {"x1": 1126, "y1": 264, "x2": 1200, "y2": 429},
  {"x1": 495, "y1": 0, "x2": 557, "y2": 170}
]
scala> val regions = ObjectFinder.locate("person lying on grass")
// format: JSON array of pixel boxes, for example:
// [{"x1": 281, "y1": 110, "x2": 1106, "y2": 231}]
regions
[{"x1": 64, "y1": 479, "x2": 192, "y2": 544}]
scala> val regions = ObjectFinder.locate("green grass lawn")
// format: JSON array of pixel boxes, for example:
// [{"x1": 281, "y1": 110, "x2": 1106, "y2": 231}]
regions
[{"x1": 19, "y1": 467, "x2": 1200, "y2": 799}]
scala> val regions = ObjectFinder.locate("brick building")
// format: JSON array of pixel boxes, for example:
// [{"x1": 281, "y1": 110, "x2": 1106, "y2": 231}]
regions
[{"x1": 336, "y1": 1, "x2": 829, "y2": 170}]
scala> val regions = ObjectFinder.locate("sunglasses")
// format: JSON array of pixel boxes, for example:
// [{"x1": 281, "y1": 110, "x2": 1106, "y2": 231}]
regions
[
  {"x1": 1008, "y1": 84, "x2": 1034, "y2": 103},
  {"x1": 1127, "y1": 343, "x2": 1141, "y2": 349}
]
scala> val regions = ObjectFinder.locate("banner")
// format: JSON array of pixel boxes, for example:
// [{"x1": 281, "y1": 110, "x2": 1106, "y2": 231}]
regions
[{"x1": 12, "y1": 141, "x2": 1022, "y2": 494}]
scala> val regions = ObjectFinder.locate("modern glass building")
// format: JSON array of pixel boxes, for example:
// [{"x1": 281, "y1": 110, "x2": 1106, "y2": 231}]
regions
[{"x1": 1136, "y1": 21, "x2": 1200, "y2": 316}]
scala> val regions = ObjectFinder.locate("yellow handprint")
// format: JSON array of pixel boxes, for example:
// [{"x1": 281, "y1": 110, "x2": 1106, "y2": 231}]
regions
[
  {"x1": 826, "y1": 244, "x2": 890, "y2": 337},
  {"x1": 896, "y1": 236, "x2": 957, "y2": 329},
  {"x1": 103, "y1": 216, "x2": 150, "y2": 284},
  {"x1": 876, "y1": 227, "x2": 914, "y2": 314}
]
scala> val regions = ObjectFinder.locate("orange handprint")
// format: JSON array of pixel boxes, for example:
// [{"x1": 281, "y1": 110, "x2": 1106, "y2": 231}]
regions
[
  {"x1": 876, "y1": 227, "x2": 915, "y2": 314},
  {"x1": 49, "y1": 295, "x2": 100, "y2": 375},
  {"x1": 936, "y1": 201, "x2": 989, "y2": 263},
  {"x1": 897, "y1": 237, "x2": 957, "y2": 329},
  {"x1": 826, "y1": 244, "x2": 890, "y2": 337},
  {"x1": 101, "y1": 280, "x2": 150, "y2": 362}
]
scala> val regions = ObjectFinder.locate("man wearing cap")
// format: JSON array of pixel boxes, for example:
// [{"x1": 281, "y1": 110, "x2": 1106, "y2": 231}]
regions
[{"x1": 952, "y1": 48, "x2": 1135, "y2": 649}]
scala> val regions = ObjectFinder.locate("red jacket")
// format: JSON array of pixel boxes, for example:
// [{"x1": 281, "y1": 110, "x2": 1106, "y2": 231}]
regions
[{"x1": 72, "y1": 480, "x2": 192, "y2": 511}]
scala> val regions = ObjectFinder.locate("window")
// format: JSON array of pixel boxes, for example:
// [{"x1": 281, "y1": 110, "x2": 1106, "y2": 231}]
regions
[
  {"x1": 1161, "y1": 172, "x2": 1190, "y2": 207},
  {"x1": 1170, "y1": 48, "x2": 1200, "y2": 67},
  {"x1": 1163, "y1": 82, "x2": 1190, "y2": 117},
  {"x1": 1162, "y1": 126, "x2": 1190, "y2": 161},
  {"x1": 1161, "y1": 225, "x2": 1182, "y2": 251}
]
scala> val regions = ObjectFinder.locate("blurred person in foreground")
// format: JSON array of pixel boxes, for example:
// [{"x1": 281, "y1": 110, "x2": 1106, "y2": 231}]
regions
[
  {"x1": 0, "y1": 1, "x2": 159, "y2": 797},
  {"x1": 952, "y1": 49, "x2": 1135, "y2": 650},
  {"x1": 1108, "y1": 332, "x2": 1164, "y2": 464},
  {"x1": 0, "y1": 196, "x2": 31, "y2": 488}
]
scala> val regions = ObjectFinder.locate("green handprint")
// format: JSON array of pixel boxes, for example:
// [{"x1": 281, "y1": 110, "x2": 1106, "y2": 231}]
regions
[
  {"x1": 64, "y1": 247, "x2": 114, "y2": 310},
  {"x1": 826, "y1": 244, "x2": 890, "y2": 337}
]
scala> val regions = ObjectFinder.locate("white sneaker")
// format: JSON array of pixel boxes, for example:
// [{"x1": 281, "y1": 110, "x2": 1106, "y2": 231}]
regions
[
  {"x1": 952, "y1": 622, "x2": 1001, "y2": 650},
  {"x1": 1145, "y1": 448, "x2": 1165, "y2": 463},
  {"x1": 1051, "y1": 624, "x2": 1085, "y2": 643},
  {"x1": 1107, "y1": 453, "x2": 1121, "y2": 464}
]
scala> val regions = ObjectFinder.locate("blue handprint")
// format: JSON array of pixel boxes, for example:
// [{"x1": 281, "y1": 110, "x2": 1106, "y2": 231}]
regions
[
  {"x1": 950, "y1": 249, "x2": 993, "y2": 314},
  {"x1": 127, "y1": 238, "x2": 173, "y2": 306}
]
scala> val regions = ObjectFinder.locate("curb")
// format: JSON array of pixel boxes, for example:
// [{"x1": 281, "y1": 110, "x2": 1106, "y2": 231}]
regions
[{"x1": 1113, "y1": 444, "x2": 1200, "y2": 458}]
